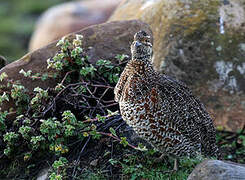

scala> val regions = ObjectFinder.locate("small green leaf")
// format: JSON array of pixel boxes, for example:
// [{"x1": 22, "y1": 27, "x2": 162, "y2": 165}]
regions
[
  {"x1": 41, "y1": 73, "x2": 49, "y2": 81},
  {"x1": 0, "y1": 72, "x2": 8, "y2": 81},
  {"x1": 109, "y1": 127, "x2": 117, "y2": 137},
  {"x1": 120, "y1": 137, "x2": 128, "y2": 147},
  {"x1": 109, "y1": 158, "x2": 118, "y2": 165}
]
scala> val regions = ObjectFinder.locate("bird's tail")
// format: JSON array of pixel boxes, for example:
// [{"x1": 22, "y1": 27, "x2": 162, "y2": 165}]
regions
[{"x1": 201, "y1": 125, "x2": 221, "y2": 159}]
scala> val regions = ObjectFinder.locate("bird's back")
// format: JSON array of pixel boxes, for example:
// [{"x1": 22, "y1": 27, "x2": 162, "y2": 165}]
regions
[{"x1": 156, "y1": 74, "x2": 219, "y2": 157}]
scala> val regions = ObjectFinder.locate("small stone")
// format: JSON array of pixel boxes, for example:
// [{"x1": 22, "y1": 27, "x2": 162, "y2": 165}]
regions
[
  {"x1": 188, "y1": 160, "x2": 245, "y2": 180},
  {"x1": 239, "y1": 43, "x2": 245, "y2": 52},
  {"x1": 216, "y1": 46, "x2": 222, "y2": 51},
  {"x1": 90, "y1": 159, "x2": 99, "y2": 167},
  {"x1": 37, "y1": 167, "x2": 49, "y2": 180}
]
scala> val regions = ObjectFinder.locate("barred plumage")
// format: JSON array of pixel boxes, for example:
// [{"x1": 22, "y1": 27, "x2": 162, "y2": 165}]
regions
[{"x1": 114, "y1": 31, "x2": 219, "y2": 160}]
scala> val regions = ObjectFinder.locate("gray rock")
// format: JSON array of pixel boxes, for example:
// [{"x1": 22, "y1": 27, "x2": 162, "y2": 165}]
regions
[
  {"x1": 29, "y1": 0, "x2": 121, "y2": 51},
  {"x1": 36, "y1": 167, "x2": 49, "y2": 180},
  {"x1": 90, "y1": 159, "x2": 99, "y2": 167},
  {"x1": 188, "y1": 160, "x2": 245, "y2": 180}
]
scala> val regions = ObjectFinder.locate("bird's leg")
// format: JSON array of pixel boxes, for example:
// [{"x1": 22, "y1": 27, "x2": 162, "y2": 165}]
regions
[
  {"x1": 173, "y1": 158, "x2": 178, "y2": 171},
  {"x1": 154, "y1": 153, "x2": 168, "y2": 163},
  {"x1": 154, "y1": 155, "x2": 178, "y2": 174}
]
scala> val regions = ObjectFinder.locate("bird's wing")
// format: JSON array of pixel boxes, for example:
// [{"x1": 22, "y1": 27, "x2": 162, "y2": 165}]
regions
[
  {"x1": 114, "y1": 64, "x2": 130, "y2": 102},
  {"x1": 155, "y1": 74, "x2": 217, "y2": 155}
]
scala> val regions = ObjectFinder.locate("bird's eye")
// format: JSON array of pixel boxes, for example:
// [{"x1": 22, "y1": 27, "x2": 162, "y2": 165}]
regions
[{"x1": 142, "y1": 31, "x2": 147, "y2": 36}]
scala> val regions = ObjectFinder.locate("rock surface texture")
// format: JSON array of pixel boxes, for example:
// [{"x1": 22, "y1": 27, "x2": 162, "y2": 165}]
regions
[
  {"x1": 29, "y1": 0, "x2": 121, "y2": 51},
  {"x1": 110, "y1": 0, "x2": 245, "y2": 132},
  {"x1": 188, "y1": 160, "x2": 245, "y2": 180},
  {"x1": 0, "y1": 20, "x2": 152, "y2": 120}
]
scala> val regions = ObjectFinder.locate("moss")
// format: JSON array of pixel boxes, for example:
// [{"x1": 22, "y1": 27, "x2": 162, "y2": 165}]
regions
[
  {"x1": 170, "y1": 0, "x2": 220, "y2": 36},
  {"x1": 159, "y1": 0, "x2": 245, "y2": 92}
]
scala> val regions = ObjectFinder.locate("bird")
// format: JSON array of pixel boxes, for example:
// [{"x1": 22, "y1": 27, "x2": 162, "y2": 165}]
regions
[{"x1": 114, "y1": 30, "x2": 219, "y2": 170}]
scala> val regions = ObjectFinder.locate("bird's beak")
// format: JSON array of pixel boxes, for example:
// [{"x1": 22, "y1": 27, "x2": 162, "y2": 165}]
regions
[{"x1": 135, "y1": 41, "x2": 142, "y2": 47}]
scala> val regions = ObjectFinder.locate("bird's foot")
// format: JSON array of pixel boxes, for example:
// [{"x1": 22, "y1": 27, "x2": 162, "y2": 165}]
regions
[
  {"x1": 153, "y1": 154, "x2": 169, "y2": 163},
  {"x1": 173, "y1": 158, "x2": 178, "y2": 171},
  {"x1": 154, "y1": 155, "x2": 178, "y2": 173}
]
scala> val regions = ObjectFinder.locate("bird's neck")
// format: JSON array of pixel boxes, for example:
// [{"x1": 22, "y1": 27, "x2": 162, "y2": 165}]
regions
[
  {"x1": 132, "y1": 54, "x2": 151, "y2": 60},
  {"x1": 129, "y1": 58, "x2": 155, "y2": 75}
]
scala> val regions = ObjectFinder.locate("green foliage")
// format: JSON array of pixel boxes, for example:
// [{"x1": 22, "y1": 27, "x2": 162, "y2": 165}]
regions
[
  {"x1": 0, "y1": 111, "x2": 8, "y2": 131},
  {"x1": 30, "y1": 87, "x2": 49, "y2": 112},
  {"x1": 47, "y1": 35, "x2": 85, "y2": 71},
  {"x1": 18, "y1": 125, "x2": 32, "y2": 140},
  {"x1": 19, "y1": 69, "x2": 51, "y2": 81},
  {"x1": 3, "y1": 132, "x2": 19, "y2": 156},
  {"x1": 3, "y1": 132, "x2": 19, "y2": 145},
  {"x1": 47, "y1": 35, "x2": 122, "y2": 84},
  {"x1": 19, "y1": 69, "x2": 32, "y2": 77},
  {"x1": 118, "y1": 154, "x2": 202, "y2": 180},
  {"x1": 216, "y1": 128, "x2": 245, "y2": 164},
  {"x1": 30, "y1": 135, "x2": 45, "y2": 150},
  {"x1": 109, "y1": 127, "x2": 117, "y2": 137},
  {"x1": 96, "y1": 114, "x2": 106, "y2": 123},
  {"x1": 11, "y1": 83, "x2": 29, "y2": 106},
  {"x1": 40, "y1": 118, "x2": 62, "y2": 141},
  {"x1": 0, "y1": 92, "x2": 9, "y2": 105},
  {"x1": 120, "y1": 137, "x2": 129, "y2": 147},
  {"x1": 238, "y1": 135, "x2": 245, "y2": 146},
  {"x1": 80, "y1": 64, "x2": 97, "y2": 78},
  {"x1": 49, "y1": 157, "x2": 68, "y2": 180},
  {"x1": 115, "y1": 54, "x2": 129, "y2": 62},
  {"x1": 96, "y1": 59, "x2": 121, "y2": 83},
  {"x1": 0, "y1": 72, "x2": 8, "y2": 81}
]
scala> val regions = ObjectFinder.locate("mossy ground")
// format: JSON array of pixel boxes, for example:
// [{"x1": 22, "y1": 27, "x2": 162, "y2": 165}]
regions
[{"x1": 0, "y1": 0, "x2": 70, "y2": 63}]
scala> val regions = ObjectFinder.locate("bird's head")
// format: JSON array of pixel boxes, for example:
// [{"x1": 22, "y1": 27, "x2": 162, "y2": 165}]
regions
[{"x1": 131, "y1": 31, "x2": 153, "y2": 61}]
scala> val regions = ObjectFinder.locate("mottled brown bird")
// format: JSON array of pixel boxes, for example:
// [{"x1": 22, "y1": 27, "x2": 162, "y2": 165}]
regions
[{"x1": 114, "y1": 30, "x2": 219, "y2": 170}]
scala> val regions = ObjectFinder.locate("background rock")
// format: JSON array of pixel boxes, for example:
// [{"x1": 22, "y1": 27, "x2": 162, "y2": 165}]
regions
[
  {"x1": 188, "y1": 160, "x2": 245, "y2": 180},
  {"x1": 29, "y1": 0, "x2": 121, "y2": 51},
  {"x1": 0, "y1": 20, "x2": 152, "y2": 120},
  {"x1": 36, "y1": 167, "x2": 49, "y2": 180},
  {"x1": 110, "y1": 0, "x2": 245, "y2": 132},
  {"x1": 0, "y1": 55, "x2": 6, "y2": 69}
]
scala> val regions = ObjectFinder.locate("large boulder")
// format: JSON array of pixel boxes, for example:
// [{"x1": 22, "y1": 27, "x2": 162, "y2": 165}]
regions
[
  {"x1": 0, "y1": 55, "x2": 6, "y2": 69},
  {"x1": 110, "y1": 0, "x2": 245, "y2": 131},
  {"x1": 0, "y1": 20, "x2": 152, "y2": 120},
  {"x1": 28, "y1": 0, "x2": 121, "y2": 51},
  {"x1": 188, "y1": 160, "x2": 245, "y2": 180}
]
